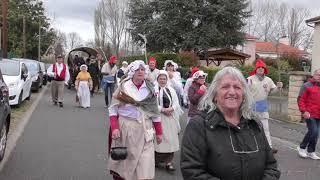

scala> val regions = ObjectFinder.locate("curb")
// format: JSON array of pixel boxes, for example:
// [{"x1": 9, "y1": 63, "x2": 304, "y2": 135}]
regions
[{"x1": 0, "y1": 86, "x2": 47, "y2": 171}]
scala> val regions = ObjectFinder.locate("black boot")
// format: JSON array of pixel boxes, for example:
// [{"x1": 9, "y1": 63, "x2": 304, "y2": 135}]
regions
[{"x1": 59, "y1": 102, "x2": 63, "y2": 108}]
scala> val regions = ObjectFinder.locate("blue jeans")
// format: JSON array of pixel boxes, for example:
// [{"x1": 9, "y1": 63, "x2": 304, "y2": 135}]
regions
[
  {"x1": 104, "y1": 82, "x2": 115, "y2": 106},
  {"x1": 300, "y1": 118, "x2": 320, "y2": 153}
]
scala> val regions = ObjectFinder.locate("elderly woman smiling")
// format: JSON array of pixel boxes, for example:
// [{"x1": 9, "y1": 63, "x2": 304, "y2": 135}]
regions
[{"x1": 180, "y1": 67, "x2": 280, "y2": 180}]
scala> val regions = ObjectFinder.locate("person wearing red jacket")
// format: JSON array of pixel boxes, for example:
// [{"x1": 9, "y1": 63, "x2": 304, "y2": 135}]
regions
[{"x1": 297, "y1": 69, "x2": 320, "y2": 160}]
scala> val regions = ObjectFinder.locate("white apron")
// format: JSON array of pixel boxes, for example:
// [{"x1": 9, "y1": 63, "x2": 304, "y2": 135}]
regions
[
  {"x1": 108, "y1": 116, "x2": 155, "y2": 180},
  {"x1": 154, "y1": 85, "x2": 183, "y2": 153},
  {"x1": 77, "y1": 81, "x2": 91, "y2": 108}
]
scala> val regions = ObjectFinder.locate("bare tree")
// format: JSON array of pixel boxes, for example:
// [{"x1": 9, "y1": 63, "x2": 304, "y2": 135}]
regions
[
  {"x1": 94, "y1": 5, "x2": 107, "y2": 49},
  {"x1": 287, "y1": 7, "x2": 312, "y2": 47},
  {"x1": 85, "y1": 39, "x2": 96, "y2": 48},
  {"x1": 95, "y1": 0, "x2": 128, "y2": 57},
  {"x1": 67, "y1": 32, "x2": 83, "y2": 50},
  {"x1": 246, "y1": 0, "x2": 313, "y2": 49}
]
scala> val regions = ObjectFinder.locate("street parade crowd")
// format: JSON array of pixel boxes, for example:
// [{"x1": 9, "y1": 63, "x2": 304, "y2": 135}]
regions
[{"x1": 45, "y1": 53, "x2": 320, "y2": 180}]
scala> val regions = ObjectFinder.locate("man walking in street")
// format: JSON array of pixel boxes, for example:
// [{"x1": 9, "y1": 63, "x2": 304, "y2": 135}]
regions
[
  {"x1": 247, "y1": 59, "x2": 282, "y2": 154},
  {"x1": 47, "y1": 54, "x2": 70, "y2": 107},
  {"x1": 101, "y1": 55, "x2": 118, "y2": 107},
  {"x1": 297, "y1": 69, "x2": 320, "y2": 160}
]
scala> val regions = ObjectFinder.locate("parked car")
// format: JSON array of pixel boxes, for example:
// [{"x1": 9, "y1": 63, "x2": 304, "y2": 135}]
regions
[
  {"x1": 0, "y1": 59, "x2": 32, "y2": 106},
  {"x1": 13, "y1": 59, "x2": 44, "y2": 92},
  {"x1": 0, "y1": 68, "x2": 10, "y2": 162},
  {"x1": 39, "y1": 62, "x2": 47, "y2": 85},
  {"x1": 45, "y1": 63, "x2": 53, "y2": 82}
]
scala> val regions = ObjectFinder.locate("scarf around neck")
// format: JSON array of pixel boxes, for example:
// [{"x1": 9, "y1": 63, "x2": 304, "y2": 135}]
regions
[{"x1": 110, "y1": 78, "x2": 160, "y2": 116}]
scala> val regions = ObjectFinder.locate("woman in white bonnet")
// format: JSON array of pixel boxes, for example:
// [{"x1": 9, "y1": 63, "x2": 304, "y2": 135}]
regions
[
  {"x1": 75, "y1": 64, "x2": 93, "y2": 108},
  {"x1": 108, "y1": 60, "x2": 163, "y2": 180},
  {"x1": 154, "y1": 70, "x2": 183, "y2": 171},
  {"x1": 163, "y1": 60, "x2": 184, "y2": 104}
]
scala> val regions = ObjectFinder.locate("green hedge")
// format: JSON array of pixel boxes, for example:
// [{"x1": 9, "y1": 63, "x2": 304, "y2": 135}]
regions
[
  {"x1": 120, "y1": 54, "x2": 288, "y2": 88},
  {"x1": 120, "y1": 52, "x2": 199, "y2": 70}
]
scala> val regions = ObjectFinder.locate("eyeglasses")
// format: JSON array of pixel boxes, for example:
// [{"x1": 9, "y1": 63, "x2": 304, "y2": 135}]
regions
[{"x1": 228, "y1": 125, "x2": 259, "y2": 154}]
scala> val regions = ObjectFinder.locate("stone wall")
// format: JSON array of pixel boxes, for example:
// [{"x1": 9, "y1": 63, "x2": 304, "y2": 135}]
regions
[{"x1": 287, "y1": 71, "x2": 311, "y2": 122}]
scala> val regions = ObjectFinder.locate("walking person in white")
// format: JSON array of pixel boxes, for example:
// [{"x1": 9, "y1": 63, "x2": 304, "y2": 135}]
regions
[
  {"x1": 75, "y1": 64, "x2": 93, "y2": 108},
  {"x1": 154, "y1": 70, "x2": 183, "y2": 171},
  {"x1": 47, "y1": 54, "x2": 70, "y2": 107},
  {"x1": 247, "y1": 59, "x2": 282, "y2": 154}
]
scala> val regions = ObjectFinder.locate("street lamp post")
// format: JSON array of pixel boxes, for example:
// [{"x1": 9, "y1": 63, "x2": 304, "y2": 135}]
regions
[
  {"x1": 38, "y1": 22, "x2": 41, "y2": 61},
  {"x1": 138, "y1": 33, "x2": 147, "y2": 64},
  {"x1": 273, "y1": 35, "x2": 287, "y2": 97}
]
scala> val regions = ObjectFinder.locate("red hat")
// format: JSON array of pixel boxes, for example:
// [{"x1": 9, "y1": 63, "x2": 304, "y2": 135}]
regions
[
  {"x1": 250, "y1": 59, "x2": 268, "y2": 76},
  {"x1": 109, "y1": 55, "x2": 117, "y2": 64},
  {"x1": 148, "y1": 56, "x2": 156, "y2": 64},
  {"x1": 191, "y1": 67, "x2": 199, "y2": 75}
]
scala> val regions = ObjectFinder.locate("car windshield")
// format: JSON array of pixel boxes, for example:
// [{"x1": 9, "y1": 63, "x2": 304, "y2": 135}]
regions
[
  {"x1": 0, "y1": 61, "x2": 20, "y2": 76},
  {"x1": 25, "y1": 62, "x2": 39, "y2": 73}
]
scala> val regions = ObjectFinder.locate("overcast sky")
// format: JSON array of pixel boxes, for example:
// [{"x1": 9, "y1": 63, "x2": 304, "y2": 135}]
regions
[{"x1": 43, "y1": 0, "x2": 320, "y2": 42}]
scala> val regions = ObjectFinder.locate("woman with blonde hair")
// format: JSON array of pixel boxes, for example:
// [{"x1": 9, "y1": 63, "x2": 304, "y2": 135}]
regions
[{"x1": 75, "y1": 64, "x2": 93, "y2": 108}]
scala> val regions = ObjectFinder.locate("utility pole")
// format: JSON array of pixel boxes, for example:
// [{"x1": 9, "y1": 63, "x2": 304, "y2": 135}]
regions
[
  {"x1": 23, "y1": 15, "x2": 26, "y2": 58},
  {"x1": 38, "y1": 22, "x2": 41, "y2": 61},
  {"x1": 2, "y1": 0, "x2": 9, "y2": 58}
]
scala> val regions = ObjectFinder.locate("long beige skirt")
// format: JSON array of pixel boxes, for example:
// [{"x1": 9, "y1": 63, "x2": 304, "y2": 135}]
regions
[{"x1": 108, "y1": 116, "x2": 155, "y2": 180}]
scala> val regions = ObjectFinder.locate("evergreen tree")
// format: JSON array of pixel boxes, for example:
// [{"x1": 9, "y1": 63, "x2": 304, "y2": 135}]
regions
[
  {"x1": 5, "y1": 0, "x2": 55, "y2": 59},
  {"x1": 128, "y1": 0, "x2": 250, "y2": 52}
]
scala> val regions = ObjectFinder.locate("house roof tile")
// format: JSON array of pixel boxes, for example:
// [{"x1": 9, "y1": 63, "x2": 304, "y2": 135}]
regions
[{"x1": 256, "y1": 41, "x2": 307, "y2": 55}]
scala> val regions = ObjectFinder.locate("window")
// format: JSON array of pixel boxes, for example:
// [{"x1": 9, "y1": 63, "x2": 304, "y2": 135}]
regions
[{"x1": 21, "y1": 63, "x2": 28, "y2": 75}]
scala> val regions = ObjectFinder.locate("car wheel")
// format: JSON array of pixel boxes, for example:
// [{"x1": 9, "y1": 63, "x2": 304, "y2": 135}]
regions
[
  {"x1": 0, "y1": 120, "x2": 8, "y2": 162},
  {"x1": 16, "y1": 91, "x2": 23, "y2": 107},
  {"x1": 26, "y1": 90, "x2": 31, "y2": 101},
  {"x1": 43, "y1": 79, "x2": 47, "y2": 86}
]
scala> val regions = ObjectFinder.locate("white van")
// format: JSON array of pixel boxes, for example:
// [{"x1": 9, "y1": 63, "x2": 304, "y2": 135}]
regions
[{"x1": 0, "y1": 59, "x2": 32, "y2": 106}]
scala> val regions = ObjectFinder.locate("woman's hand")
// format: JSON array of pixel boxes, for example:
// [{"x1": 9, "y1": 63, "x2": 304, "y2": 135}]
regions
[
  {"x1": 303, "y1": 111, "x2": 310, "y2": 119},
  {"x1": 112, "y1": 129, "x2": 121, "y2": 139},
  {"x1": 199, "y1": 84, "x2": 207, "y2": 91},
  {"x1": 156, "y1": 135, "x2": 162, "y2": 144},
  {"x1": 162, "y1": 108, "x2": 173, "y2": 116}
]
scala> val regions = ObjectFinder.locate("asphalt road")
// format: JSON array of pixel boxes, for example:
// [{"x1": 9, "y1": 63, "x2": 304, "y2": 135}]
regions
[{"x1": 0, "y1": 85, "x2": 319, "y2": 180}]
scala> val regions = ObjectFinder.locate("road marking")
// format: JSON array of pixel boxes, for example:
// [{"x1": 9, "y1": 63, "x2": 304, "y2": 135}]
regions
[{"x1": 0, "y1": 86, "x2": 47, "y2": 171}]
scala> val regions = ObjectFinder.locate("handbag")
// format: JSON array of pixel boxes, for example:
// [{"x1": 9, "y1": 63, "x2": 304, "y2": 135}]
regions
[
  {"x1": 141, "y1": 110, "x2": 155, "y2": 142},
  {"x1": 110, "y1": 139, "x2": 128, "y2": 161}
]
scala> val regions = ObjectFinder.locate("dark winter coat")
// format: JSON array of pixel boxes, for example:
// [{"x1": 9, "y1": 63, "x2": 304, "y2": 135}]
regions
[
  {"x1": 181, "y1": 109, "x2": 280, "y2": 180},
  {"x1": 188, "y1": 82, "x2": 205, "y2": 117}
]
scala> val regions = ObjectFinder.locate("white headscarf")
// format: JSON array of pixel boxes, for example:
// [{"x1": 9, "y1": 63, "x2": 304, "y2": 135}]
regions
[
  {"x1": 192, "y1": 70, "x2": 207, "y2": 80},
  {"x1": 163, "y1": 60, "x2": 179, "y2": 71},
  {"x1": 80, "y1": 64, "x2": 88, "y2": 71},
  {"x1": 126, "y1": 60, "x2": 147, "y2": 79}
]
